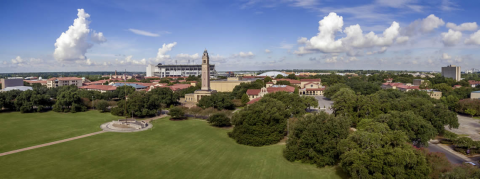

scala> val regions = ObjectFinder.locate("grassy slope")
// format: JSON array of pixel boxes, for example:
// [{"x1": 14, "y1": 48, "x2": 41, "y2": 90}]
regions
[
  {"x1": 0, "y1": 111, "x2": 119, "y2": 153},
  {"x1": 0, "y1": 118, "x2": 346, "y2": 179}
]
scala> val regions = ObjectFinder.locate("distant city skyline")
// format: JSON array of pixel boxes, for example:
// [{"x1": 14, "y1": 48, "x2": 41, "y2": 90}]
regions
[{"x1": 1, "y1": 0, "x2": 480, "y2": 72}]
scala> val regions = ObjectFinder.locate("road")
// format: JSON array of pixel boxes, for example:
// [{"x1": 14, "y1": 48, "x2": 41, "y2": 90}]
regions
[{"x1": 428, "y1": 143, "x2": 467, "y2": 165}]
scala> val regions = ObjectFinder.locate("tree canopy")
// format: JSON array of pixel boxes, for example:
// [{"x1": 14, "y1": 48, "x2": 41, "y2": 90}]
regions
[
  {"x1": 229, "y1": 97, "x2": 289, "y2": 146},
  {"x1": 284, "y1": 112, "x2": 351, "y2": 167},
  {"x1": 338, "y1": 121, "x2": 430, "y2": 179}
]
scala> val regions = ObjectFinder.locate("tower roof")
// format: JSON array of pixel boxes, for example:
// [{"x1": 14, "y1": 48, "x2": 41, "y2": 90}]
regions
[{"x1": 204, "y1": 49, "x2": 208, "y2": 53}]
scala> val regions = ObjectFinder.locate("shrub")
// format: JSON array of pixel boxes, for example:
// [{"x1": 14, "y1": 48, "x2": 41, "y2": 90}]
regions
[
  {"x1": 169, "y1": 106, "x2": 185, "y2": 119},
  {"x1": 95, "y1": 100, "x2": 109, "y2": 112},
  {"x1": 207, "y1": 113, "x2": 231, "y2": 127}
]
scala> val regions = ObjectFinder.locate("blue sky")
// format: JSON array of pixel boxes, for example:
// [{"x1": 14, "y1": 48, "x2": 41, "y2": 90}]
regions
[{"x1": 1, "y1": 0, "x2": 480, "y2": 72}]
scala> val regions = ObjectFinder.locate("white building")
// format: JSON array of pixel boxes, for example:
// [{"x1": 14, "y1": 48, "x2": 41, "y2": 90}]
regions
[
  {"x1": 442, "y1": 65, "x2": 461, "y2": 81},
  {"x1": 146, "y1": 63, "x2": 217, "y2": 78}
]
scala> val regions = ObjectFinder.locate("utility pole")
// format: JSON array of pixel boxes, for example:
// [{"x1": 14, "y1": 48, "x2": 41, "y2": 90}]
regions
[{"x1": 124, "y1": 69, "x2": 127, "y2": 123}]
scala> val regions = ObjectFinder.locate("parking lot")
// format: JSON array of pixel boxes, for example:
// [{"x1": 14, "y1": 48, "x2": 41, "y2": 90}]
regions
[{"x1": 310, "y1": 96, "x2": 333, "y2": 114}]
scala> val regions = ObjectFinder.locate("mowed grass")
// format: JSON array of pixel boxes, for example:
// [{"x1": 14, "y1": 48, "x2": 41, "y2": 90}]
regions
[
  {"x1": 0, "y1": 118, "x2": 346, "y2": 179},
  {"x1": 0, "y1": 110, "x2": 119, "y2": 153}
]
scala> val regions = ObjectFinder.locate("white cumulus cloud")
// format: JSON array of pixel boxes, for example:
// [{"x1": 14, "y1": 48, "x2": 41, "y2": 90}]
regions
[
  {"x1": 403, "y1": 14, "x2": 445, "y2": 36},
  {"x1": 442, "y1": 53, "x2": 452, "y2": 60},
  {"x1": 53, "y1": 9, "x2": 106, "y2": 62},
  {"x1": 265, "y1": 49, "x2": 271, "y2": 53},
  {"x1": 465, "y1": 30, "x2": 480, "y2": 45},
  {"x1": 156, "y1": 42, "x2": 177, "y2": 61},
  {"x1": 446, "y1": 22, "x2": 478, "y2": 31},
  {"x1": 441, "y1": 29, "x2": 462, "y2": 46},
  {"x1": 295, "y1": 12, "x2": 401, "y2": 55}
]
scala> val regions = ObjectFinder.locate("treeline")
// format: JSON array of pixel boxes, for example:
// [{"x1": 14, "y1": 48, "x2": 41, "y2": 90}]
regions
[{"x1": 0, "y1": 71, "x2": 145, "y2": 80}]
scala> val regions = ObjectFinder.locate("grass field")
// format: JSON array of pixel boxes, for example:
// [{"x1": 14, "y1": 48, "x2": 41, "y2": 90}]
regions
[
  {"x1": 0, "y1": 117, "x2": 346, "y2": 179},
  {"x1": 0, "y1": 110, "x2": 119, "y2": 153}
]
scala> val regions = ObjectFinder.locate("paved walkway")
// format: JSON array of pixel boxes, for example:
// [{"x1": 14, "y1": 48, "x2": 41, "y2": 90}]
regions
[{"x1": 0, "y1": 131, "x2": 105, "y2": 157}]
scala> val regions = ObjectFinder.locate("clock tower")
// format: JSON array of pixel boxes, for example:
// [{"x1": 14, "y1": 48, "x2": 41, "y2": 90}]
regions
[{"x1": 201, "y1": 49, "x2": 210, "y2": 91}]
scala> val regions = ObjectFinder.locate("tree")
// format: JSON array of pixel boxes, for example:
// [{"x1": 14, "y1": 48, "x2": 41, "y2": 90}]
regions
[
  {"x1": 229, "y1": 98, "x2": 290, "y2": 146},
  {"x1": 441, "y1": 163, "x2": 480, "y2": 178},
  {"x1": 263, "y1": 92, "x2": 314, "y2": 117},
  {"x1": 169, "y1": 106, "x2": 185, "y2": 119},
  {"x1": 433, "y1": 83, "x2": 453, "y2": 94},
  {"x1": 287, "y1": 74, "x2": 297, "y2": 80},
  {"x1": 465, "y1": 108, "x2": 477, "y2": 118},
  {"x1": 231, "y1": 80, "x2": 264, "y2": 99},
  {"x1": 294, "y1": 86, "x2": 299, "y2": 94},
  {"x1": 276, "y1": 80, "x2": 291, "y2": 86},
  {"x1": 264, "y1": 76, "x2": 273, "y2": 83},
  {"x1": 324, "y1": 83, "x2": 350, "y2": 99},
  {"x1": 241, "y1": 94, "x2": 250, "y2": 105},
  {"x1": 149, "y1": 87, "x2": 179, "y2": 107},
  {"x1": 197, "y1": 93, "x2": 235, "y2": 110},
  {"x1": 114, "y1": 85, "x2": 135, "y2": 99},
  {"x1": 419, "y1": 80, "x2": 432, "y2": 89},
  {"x1": 374, "y1": 111, "x2": 437, "y2": 146},
  {"x1": 417, "y1": 148, "x2": 453, "y2": 179},
  {"x1": 275, "y1": 74, "x2": 284, "y2": 79},
  {"x1": 331, "y1": 88, "x2": 357, "y2": 118},
  {"x1": 207, "y1": 113, "x2": 231, "y2": 127},
  {"x1": 53, "y1": 88, "x2": 87, "y2": 113},
  {"x1": 95, "y1": 100, "x2": 109, "y2": 112},
  {"x1": 440, "y1": 95, "x2": 459, "y2": 111},
  {"x1": 284, "y1": 112, "x2": 351, "y2": 167},
  {"x1": 338, "y1": 121, "x2": 430, "y2": 179}
]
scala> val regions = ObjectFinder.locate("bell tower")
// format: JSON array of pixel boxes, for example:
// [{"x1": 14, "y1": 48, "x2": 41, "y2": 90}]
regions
[{"x1": 201, "y1": 49, "x2": 210, "y2": 91}]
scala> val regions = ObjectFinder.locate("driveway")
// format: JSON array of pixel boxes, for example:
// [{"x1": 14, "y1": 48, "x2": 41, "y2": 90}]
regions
[{"x1": 446, "y1": 114, "x2": 480, "y2": 141}]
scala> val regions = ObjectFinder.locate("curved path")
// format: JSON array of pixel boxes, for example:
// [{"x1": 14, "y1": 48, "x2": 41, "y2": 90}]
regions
[{"x1": 0, "y1": 131, "x2": 105, "y2": 157}]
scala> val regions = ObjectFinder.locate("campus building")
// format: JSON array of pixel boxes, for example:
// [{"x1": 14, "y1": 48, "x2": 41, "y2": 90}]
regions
[
  {"x1": 46, "y1": 77, "x2": 83, "y2": 88},
  {"x1": 442, "y1": 65, "x2": 461, "y2": 81},
  {"x1": 210, "y1": 77, "x2": 256, "y2": 92},
  {"x1": 471, "y1": 91, "x2": 480, "y2": 99},
  {"x1": 1, "y1": 78, "x2": 24, "y2": 90},
  {"x1": 146, "y1": 63, "x2": 217, "y2": 78},
  {"x1": 79, "y1": 85, "x2": 117, "y2": 93},
  {"x1": 469, "y1": 80, "x2": 480, "y2": 88},
  {"x1": 246, "y1": 85, "x2": 295, "y2": 100},
  {"x1": 184, "y1": 49, "x2": 217, "y2": 104}
]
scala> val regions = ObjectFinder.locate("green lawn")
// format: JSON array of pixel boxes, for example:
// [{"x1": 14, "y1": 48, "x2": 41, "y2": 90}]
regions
[
  {"x1": 0, "y1": 117, "x2": 346, "y2": 179},
  {"x1": 0, "y1": 110, "x2": 119, "y2": 153}
]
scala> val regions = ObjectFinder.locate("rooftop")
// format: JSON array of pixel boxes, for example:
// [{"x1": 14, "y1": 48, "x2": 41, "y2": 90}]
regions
[
  {"x1": 2, "y1": 86, "x2": 33, "y2": 92},
  {"x1": 79, "y1": 85, "x2": 117, "y2": 91}
]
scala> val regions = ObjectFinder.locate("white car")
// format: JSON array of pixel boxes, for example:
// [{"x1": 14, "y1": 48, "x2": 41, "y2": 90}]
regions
[{"x1": 465, "y1": 162, "x2": 477, "y2": 166}]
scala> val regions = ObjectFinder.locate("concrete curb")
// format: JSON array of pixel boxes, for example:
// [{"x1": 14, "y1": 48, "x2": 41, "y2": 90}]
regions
[{"x1": 435, "y1": 143, "x2": 474, "y2": 162}]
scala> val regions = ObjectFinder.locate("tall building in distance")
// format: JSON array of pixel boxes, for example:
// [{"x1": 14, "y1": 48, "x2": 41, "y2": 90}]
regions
[
  {"x1": 201, "y1": 49, "x2": 211, "y2": 91},
  {"x1": 184, "y1": 49, "x2": 217, "y2": 105},
  {"x1": 442, "y1": 65, "x2": 461, "y2": 81}
]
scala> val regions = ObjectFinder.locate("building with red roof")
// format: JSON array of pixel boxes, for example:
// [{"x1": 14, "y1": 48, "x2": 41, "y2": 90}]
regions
[
  {"x1": 246, "y1": 85, "x2": 296, "y2": 100},
  {"x1": 79, "y1": 85, "x2": 117, "y2": 93},
  {"x1": 469, "y1": 80, "x2": 480, "y2": 88},
  {"x1": 47, "y1": 77, "x2": 83, "y2": 88}
]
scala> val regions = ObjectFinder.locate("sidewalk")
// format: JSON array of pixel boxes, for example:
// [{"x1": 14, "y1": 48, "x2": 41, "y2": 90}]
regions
[{"x1": 0, "y1": 131, "x2": 105, "y2": 157}]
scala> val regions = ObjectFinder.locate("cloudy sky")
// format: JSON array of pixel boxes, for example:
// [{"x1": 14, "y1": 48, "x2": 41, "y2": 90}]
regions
[{"x1": 1, "y1": 0, "x2": 480, "y2": 72}]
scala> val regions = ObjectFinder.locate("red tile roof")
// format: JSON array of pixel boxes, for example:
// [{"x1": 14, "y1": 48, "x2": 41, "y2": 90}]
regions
[
  {"x1": 246, "y1": 89, "x2": 261, "y2": 95},
  {"x1": 469, "y1": 80, "x2": 480, "y2": 85},
  {"x1": 306, "y1": 88, "x2": 325, "y2": 91},
  {"x1": 382, "y1": 82, "x2": 404, "y2": 86},
  {"x1": 48, "y1": 77, "x2": 83, "y2": 81},
  {"x1": 266, "y1": 82, "x2": 274, "y2": 84},
  {"x1": 246, "y1": 97, "x2": 262, "y2": 105},
  {"x1": 79, "y1": 85, "x2": 117, "y2": 91},
  {"x1": 148, "y1": 84, "x2": 191, "y2": 91},
  {"x1": 397, "y1": 85, "x2": 420, "y2": 90},
  {"x1": 267, "y1": 85, "x2": 295, "y2": 93},
  {"x1": 300, "y1": 79, "x2": 321, "y2": 82},
  {"x1": 276, "y1": 79, "x2": 301, "y2": 84}
]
